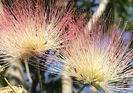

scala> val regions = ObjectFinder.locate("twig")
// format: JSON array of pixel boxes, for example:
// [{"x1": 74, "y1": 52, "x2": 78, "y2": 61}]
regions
[
  {"x1": 4, "y1": 78, "x2": 17, "y2": 93},
  {"x1": 36, "y1": 58, "x2": 43, "y2": 93},
  {"x1": 24, "y1": 59, "x2": 32, "y2": 84},
  {"x1": 77, "y1": 84, "x2": 86, "y2": 93}
]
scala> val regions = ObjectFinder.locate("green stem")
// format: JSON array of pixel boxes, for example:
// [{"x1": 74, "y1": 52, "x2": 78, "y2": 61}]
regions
[
  {"x1": 77, "y1": 84, "x2": 86, "y2": 93},
  {"x1": 36, "y1": 58, "x2": 43, "y2": 93},
  {"x1": 4, "y1": 78, "x2": 17, "y2": 93}
]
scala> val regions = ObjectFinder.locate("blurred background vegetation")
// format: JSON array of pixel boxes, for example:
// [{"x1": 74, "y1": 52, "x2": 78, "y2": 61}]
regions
[
  {"x1": 75, "y1": 0, "x2": 133, "y2": 30},
  {"x1": 0, "y1": 0, "x2": 133, "y2": 93}
]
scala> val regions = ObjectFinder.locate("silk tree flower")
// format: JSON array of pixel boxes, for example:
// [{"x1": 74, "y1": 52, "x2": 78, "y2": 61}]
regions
[
  {"x1": 53, "y1": 21, "x2": 133, "y2": 92},
  {"x1": 0, "y1": 0, "x2": 80, "y2": 66}
]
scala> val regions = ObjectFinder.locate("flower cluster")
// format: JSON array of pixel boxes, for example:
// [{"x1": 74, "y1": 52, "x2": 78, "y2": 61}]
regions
[
  {"x1": 53, "y1": 21, "x2": 133, "y2": 92},
  {"x1": 0, "y1": 0, "x2": 133, "y2": 92},
  {"x1": 0, "y1": 0, "x2": 80, "y2": 65}
]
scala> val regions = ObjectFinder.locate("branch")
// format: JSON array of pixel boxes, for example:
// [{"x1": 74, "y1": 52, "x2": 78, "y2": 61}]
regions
[
  {"x1": 86, "y1": 0, "x2": 109, "y2": 31},
  {"x1": 62, "y1": 75, "x2": 72, "y2": 93}
]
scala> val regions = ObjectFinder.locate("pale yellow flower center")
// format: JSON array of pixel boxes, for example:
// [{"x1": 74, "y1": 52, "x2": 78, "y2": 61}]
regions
[{"x1": 20, "y1": 44, "x2": 40, "y2": 58}]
